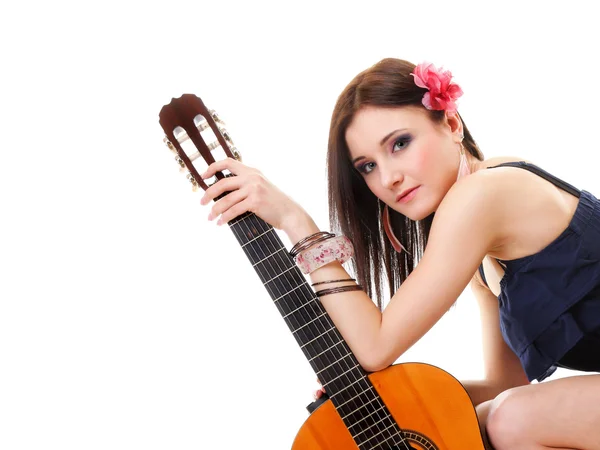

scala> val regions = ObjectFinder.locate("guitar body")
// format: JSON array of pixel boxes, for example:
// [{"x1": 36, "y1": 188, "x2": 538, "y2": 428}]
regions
[{"x1": 293, "y1": 363, "x2": 485, "y2": 450}]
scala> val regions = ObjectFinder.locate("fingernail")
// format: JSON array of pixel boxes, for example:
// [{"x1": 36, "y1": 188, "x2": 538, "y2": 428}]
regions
[
  {"x1": 216, "y1": 218, "x2": 223, "y2": 226},
  {"x1": 207, "y1": 213, "x2": 213, "y2": 221}
]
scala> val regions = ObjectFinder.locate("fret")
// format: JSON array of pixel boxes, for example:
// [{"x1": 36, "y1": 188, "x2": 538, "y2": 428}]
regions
[
  {"x1": 308, "y1": 340, "x2": 345, "y2": 360},
  {"x1": 332, "y1": 379, "x2": 373, "y2": 400},
  {"x1": 252, "y1": 247, "x2": 287, "y2": 267},
  {"x1": 341, "y1": 395, "x2": 381, "y2": 420},
  {"x1": 228, "y1": 211, "x2": 253, "y2": 227},
  {"x1": 271, "y1": 289, "x2": 318, "y2": 320},
  {"x1": 316, "y1": 352, "x2": 356, "y2": 375},
  {"x1": 262, "y1": 266, "x2": 296, "y2": 285},
  {"x1": 319, "y1": 361, "x2": 361, "y2": 385},
  {"x1": 300, "y1": 326, "x2": 336, "y2": 348},
  {"x1": 347, "y1": 404, "x2": 386, "y2": 429},
  {"x1": 358, "y1": 422, "x2": 398, "y2": 448},
  {"x1": 352, "y1": 414, "x2": 394, "y2": 443},
  {"x1": 254, "y1": 259, "x2": 296, "y2": 286},
  {"x1": 273, "y1": 284, "x2": 306, "y2": 303},
  {"x1": 308, "y1": 341, "x2": 352, "y2": 364},
  {"x1": 301, "y1": 337, "x2": 347, "y2": 369},
  {"x1": 338, "y1": 389, "x2": 385, "y2": 418},
  {"x1": 283, "y1": 298, "x2": 318, "y2": 318},
  {"x1": 300, "y1": 333, "x2": 344, "y2": 361},
  {"x1": 241, "y1": 235, "x2": 288, "y2": 267},
  {"x1": 323, "y1": 363, "x2": 361, "y2": 386},
  {"x1": 291, "y1": 312, "x2": 328, "y2": 334},
  {"x1": 353, "y1": 415, "x2": 396, "y2": 440},
  {"x1": 242, "y1": 227, "x2": 275, "y2": 247}
]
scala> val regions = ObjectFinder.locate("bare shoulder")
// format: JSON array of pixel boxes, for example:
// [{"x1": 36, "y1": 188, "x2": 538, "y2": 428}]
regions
[{"x1": 443, "y1": 156, "x2": 580, "y2": 261}]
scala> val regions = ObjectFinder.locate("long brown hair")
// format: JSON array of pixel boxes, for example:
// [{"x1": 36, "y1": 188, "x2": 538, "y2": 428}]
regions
[{"x1": 327, "y1": 58, "x2": 484, "y2": 310}]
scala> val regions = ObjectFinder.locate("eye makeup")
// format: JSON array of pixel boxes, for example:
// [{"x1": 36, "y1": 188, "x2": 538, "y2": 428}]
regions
[{"x1": 354, "y1": 132, "x2": 413, "y2": 175}]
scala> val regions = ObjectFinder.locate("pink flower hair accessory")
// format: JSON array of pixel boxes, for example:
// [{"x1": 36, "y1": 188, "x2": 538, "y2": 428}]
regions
[{"x1": 411, "y1": 62, "x2": 463, "y2": 113}]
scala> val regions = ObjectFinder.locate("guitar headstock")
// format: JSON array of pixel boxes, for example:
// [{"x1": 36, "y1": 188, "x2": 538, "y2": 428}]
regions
[{"x1": 158, "y1": 94, "x2": 241, "y2": 192}]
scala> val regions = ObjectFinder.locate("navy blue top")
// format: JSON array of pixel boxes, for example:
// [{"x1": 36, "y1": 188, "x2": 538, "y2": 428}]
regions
[{"x1": 477, "y1": 161, "x2": 600, "y2": 382}]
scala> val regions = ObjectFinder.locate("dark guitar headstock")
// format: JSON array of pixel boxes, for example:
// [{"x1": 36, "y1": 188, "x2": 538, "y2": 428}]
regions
[{"x1": 158, "y1": 94, "x2": 241, "y2": 192}]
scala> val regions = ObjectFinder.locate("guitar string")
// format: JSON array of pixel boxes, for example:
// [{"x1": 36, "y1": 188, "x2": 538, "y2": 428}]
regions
[{"x1": 228, "y1": 212, "x2": 410, "y2": 449}]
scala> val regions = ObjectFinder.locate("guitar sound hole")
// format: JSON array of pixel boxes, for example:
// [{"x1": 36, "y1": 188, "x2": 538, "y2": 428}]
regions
[{"x1": 389, "y1": 430, "x2": 438, "y2": 450}]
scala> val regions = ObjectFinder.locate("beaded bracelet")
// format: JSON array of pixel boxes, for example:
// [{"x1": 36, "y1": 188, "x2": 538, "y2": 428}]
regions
[
  {"x1": 294, "y1": 235, "x2": 354, "y2": 275},
  {"x1": 315, "y1": 284, "x2": 363, "y2": 298}
]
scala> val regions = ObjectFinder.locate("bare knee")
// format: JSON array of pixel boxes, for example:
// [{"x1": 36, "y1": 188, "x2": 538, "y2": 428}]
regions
[{"x1": 486, "y1": 386, "x2": 533, "y2": 450}]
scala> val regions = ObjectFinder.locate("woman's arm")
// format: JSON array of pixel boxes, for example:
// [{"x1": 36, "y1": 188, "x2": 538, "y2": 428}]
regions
[{"x1": 282, "y1": 172, "x2": 508, "y2": 372}]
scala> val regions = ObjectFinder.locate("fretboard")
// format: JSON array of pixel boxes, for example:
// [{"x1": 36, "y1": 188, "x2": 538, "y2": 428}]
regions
[{"x1": 227, "y1": 211, "x2": 411, "y2": 449}]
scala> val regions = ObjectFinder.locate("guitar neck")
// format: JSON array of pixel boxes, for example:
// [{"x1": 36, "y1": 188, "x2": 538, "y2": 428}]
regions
[
  {"x1": 227, "y1": 211, "x2": 367, "y2": 396},
  {"x1": 159, "y1": 94, "x2": 411, "y2": 449},
  {"x1": 227, "y1": 212, "x2": 409, "y2": 448}
]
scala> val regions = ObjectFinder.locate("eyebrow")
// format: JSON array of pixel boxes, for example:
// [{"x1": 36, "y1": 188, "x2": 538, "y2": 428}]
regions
[{"x1": 351, "y1": 128, "x2": 408, "y2": 165}]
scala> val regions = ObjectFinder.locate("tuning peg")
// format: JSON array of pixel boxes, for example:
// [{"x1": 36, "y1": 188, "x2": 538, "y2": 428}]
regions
[
  {"x1": 163, "y1": 137, "x2": 177, "y2": 154},
  {"x1": 219, "y1": 128, "x2": 235, "y2": 147},
  {"x1": 210, "y1": 109, "x2": 224, "y2": 125},
  {"x1": 186, "y1": 172, "x2": 199, "y2": 192},
  {"x1": 175, "y1": 156, "x2": 185, "y2": 168},
  {"x1": 231, "y1": 146, "x2": 242, "y2": 162},
  {"x1": 216, "y1": 127, "x2": 240, "y2": 161},
  {"x1": 221, "y1": 129, "x2": 232, "y2": 143}
]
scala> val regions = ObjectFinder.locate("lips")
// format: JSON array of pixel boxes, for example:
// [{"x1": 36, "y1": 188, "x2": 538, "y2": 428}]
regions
[{"x1": 397, "y1": 186, "x2": 419, "y2": 201}]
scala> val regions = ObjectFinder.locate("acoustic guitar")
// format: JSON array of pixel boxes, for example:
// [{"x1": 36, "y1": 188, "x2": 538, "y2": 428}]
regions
[{"x1": 158, "y1": 94, "x2": 485, "y2": 450}]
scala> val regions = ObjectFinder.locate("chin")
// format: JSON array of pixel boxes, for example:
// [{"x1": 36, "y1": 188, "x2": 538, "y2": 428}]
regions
[
  {"x1": 394, "y1": 199, "x2": 435, "y2": 222},
  {"x1": 406, "y1": 210, "x2": 432, "y2": 221}
]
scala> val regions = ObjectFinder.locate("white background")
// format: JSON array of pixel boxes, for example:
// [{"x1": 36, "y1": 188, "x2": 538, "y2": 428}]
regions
[{"x1": 1, "y1": 1, "x2": 599, "y2": 449}]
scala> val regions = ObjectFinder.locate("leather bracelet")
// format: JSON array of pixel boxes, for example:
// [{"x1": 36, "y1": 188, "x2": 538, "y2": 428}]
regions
[
  {"x1": 315, "y1": 284, "x2": 363, "y2": 298},
  {"x1": 289, "y1": 232, "x2": 335, "y2": 258},
  {"x1": 311, "y1": 278, "x2": 356, "y2": 286}
]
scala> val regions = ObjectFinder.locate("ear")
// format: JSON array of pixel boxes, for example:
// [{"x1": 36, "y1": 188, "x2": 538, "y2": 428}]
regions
[{"x1": 443, "y1": 111, "x2": 464, "y2": 142}]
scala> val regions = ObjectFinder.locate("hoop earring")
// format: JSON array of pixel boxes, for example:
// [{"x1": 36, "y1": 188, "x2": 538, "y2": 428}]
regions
[{"x1": 382, "y1": 204, "x2": 411, "y2": 255}]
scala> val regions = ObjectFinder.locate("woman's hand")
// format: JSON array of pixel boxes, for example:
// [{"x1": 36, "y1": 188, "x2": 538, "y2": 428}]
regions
[
  {"x1": 314, "y1": 378, "x2": 326, "y2": 400},
  {"x1": 199, "y1": 158, "x2": 304, "y2": 230}
]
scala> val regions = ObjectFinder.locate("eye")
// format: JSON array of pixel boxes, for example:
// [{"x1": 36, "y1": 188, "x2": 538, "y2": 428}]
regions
[
  {"x1": 392, "y1": 134, "x2": 411, "y2": 152},
  {"x1": 356, "y1": 134, "x2": 412, "y2": 175},
  {"x1": 358, "y1": 161, "x2": 376, "y2": 175}
]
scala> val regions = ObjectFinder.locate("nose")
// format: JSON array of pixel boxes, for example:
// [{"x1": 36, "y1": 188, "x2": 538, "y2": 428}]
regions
[{"x1": 380, "y1": 165, "x2": 403, "y2": 190}]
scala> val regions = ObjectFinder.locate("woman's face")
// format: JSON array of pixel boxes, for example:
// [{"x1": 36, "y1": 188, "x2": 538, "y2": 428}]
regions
[{"x1": 345, "y1": 105, "x2": 462, "y2": 221}]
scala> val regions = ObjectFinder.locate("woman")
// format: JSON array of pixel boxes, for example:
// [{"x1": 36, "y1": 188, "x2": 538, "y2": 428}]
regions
[{"x1": 200, "y1": 58, "x2": 600, "y2": 449}]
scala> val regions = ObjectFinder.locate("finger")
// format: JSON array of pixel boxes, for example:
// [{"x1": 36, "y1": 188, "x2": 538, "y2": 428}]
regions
[
  {"x1": 201, "y1": 157, "x2": 244, "y2": 180},
  {"x1": 216, "y1": 197, "x2": 253, "y2": 226},
  {"x1": 208, "y1": 189, "x2": 247, "y2": 221},
  {"x1": 200, "y1": 175, "x2": 243, "y2": 206}
]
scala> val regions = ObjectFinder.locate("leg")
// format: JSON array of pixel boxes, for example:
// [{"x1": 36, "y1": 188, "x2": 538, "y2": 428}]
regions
[
  {"x1": 486, "y1": 374, "x2": 600, "y2": 450},
  {"x1": 475, "y1": 400, "x2": 495, "y2": 450}
]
